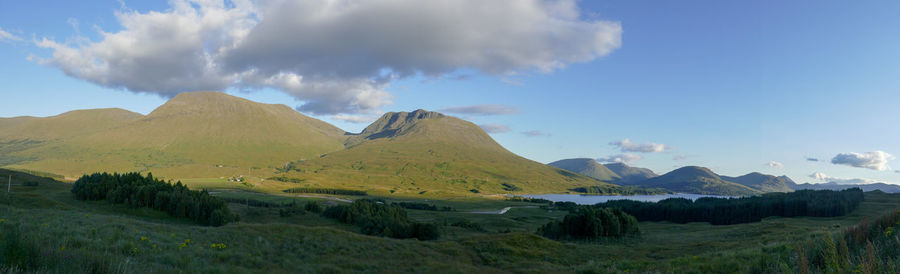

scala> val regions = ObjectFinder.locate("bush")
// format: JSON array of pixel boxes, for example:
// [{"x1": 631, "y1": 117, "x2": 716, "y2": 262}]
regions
[{"x1": 22, "y1": 181, "x2": 38, "y2": 187}]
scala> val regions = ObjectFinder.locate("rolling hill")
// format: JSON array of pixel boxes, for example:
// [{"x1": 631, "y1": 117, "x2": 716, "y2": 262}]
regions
[
  {"x1": 547, "y1": 158, "x2": 620, "y2": 182},
  {"x1": 280, "y1": 109, "x2": 608, "y2": 196},
  {"x1": 1, "y1": 91, "x2": 346, "y2": 178},
  {"x1": 721, "y1": 172, "x2": 795, "y2": 193},
  {"x1": 603, "y1": 162, "x2": 658, "y2": 185},
  {"x1": 631, "y1": 166, "x2": 761, "y2": 196}
]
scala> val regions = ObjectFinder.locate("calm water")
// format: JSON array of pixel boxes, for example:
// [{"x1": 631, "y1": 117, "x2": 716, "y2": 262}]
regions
[{"x1": 520, "y1": 193, "x2": 731, "y2": 205}]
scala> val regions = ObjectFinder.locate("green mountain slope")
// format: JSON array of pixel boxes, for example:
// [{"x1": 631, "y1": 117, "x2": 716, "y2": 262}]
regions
[
  {"x1": 548, "y1": 158, "x2": 620, "y2": 182},
  {"x1": 721, "y1": 172, "x2": 795, "y2": 193},
  {"x1": 2, "y1": 91, "x2": 346, "y2": 178},
  {"x1": 282, "y1": 110, "x2": 606, "y2": 196},
  {"x1": 632, "y1": 166, "x2": 761, "y2": 196},
  {"x1": 602, "y1": 163, "x2": 658, "y2": 185}
]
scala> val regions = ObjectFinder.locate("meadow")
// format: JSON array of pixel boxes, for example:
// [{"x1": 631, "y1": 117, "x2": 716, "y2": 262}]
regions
[{"x1": 1, "y1": 169, "x2": 899, "y2": 273}]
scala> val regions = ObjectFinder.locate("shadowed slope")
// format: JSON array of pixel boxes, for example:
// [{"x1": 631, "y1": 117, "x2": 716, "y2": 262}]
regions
[
  {"x1": 548, "y1": 158, "x2": 620, "y2": 182},
  {"x1": 721, "y1": 172, "x2": 795, "y2": 193},
  {"x1": 603, "y1": 162, "x2": 658, "y2": 185},
  {"x1": 631, "y1": 166, "x2": 761, "y2": 196}
]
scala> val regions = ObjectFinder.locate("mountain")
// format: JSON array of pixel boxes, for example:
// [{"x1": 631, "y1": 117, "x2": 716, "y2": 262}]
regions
[
  {"x1": 791, "y1": 182, "x2": 900, "y2": 193},
  {"x1": 283, "y1": 109, "x2": 607, "y2": 196},
  {"x1": 721, "y1": 172, "x2": 795, "y2": 193},
  {"x1": 548, "y1": 158, "x2": 620, "y2": 182},
  {"x1": 1, "y1": 91, "x2": 346, "y2": 178},
  {"x1": 0, "y1": 108, "x2": 144, "y2": 167},
  {"x1": 631, "y1": 166, "x2": 760, "y2": 196},
  {"x1": 603, "y1": 162, "x2": 658, "y2": 185}
]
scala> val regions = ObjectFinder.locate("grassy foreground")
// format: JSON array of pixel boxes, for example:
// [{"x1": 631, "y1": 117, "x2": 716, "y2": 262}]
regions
[{"x1": 1, "y1": 169, "x2": 899, "y2": 273}]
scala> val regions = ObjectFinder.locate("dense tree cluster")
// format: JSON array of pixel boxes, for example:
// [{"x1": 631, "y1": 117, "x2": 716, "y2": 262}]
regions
[
  {"x1": 598, "y1": 188, "x2": 863, "y2": 225},
  {"x1": 71, "y1": 172, "x2": 238, "y2": 226},
  {"x1": 538, "y1": 207, "x2": 640, "y2": 240},
  {"x1": 322, "y1": 199, "x2": 439, "y2": 240},
  {"x1": 570, "y1": 185, "x2": 669, "y2": 195},
  {"x1": 394, "y1": 202, "x2": 452, "y2": 211},
  {"x1": 267, "y1": 176, "x2": 306, "y2": 183},
  {"x1": 283, "y1": 187, "x2": 366, "y2": 196}
]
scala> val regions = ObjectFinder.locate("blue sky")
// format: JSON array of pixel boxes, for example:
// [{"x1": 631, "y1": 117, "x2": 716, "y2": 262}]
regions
[{"x1": 1, "y1": 0, "x2": 899, "y2": 184}]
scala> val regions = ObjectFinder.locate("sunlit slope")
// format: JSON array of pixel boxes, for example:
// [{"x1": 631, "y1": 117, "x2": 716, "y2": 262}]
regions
[
  {"x1": 0, "y1": 108, "x2": 143, "y2": 168},
  {"x1": 283, "y1": 110, "x2": 606, "y2": 196},
  {"x1": 4, "y1": 91, "x2": 346, "y2": 178}
]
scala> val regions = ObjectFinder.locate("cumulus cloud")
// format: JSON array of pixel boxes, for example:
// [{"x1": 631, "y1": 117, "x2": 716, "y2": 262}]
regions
[
  {"x1": 479, "y1": 123, "x2": 511, "y2": 134},
  {"x1": 0, "y1": 27, "x2": 22, "y2": 42},
  {"x1": 34, "y1": 0, "x2": 622, "y2": 115},
  {"x1": 331, "y1": 114, "x2": 379, "y2": 124},
  {"x1": 806, "y1": 157, "x2": 819, "y2": 162},
  {"x1": 609, "y1": 138, "x2": 672, "y2": 153},
  {"x1": 439, "y1": 105, "x2": 520, "y2": 116},
  {"x1": 831, "y1": 151, "x2": 893, "y2": 170},
  {"x1": 808, "y1": 172, "x2": 877, "y2": 185},
  {"x1": 597, "y1": 153, "x2": 642, "y2": 164},
  {"x1": 766, "y1": 161, "x2": 784, "y2": 169},
  {"x1": 522, "y1": 130, "x2": 551, "y2": 137}
]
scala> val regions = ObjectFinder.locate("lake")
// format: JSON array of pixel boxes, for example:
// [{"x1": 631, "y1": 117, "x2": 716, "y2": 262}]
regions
[{"x1": 519, "y1": 193, "x2": 732, "y2": 205}]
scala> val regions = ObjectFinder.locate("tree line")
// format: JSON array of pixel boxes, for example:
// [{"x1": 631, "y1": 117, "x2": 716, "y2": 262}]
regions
[
  {"x1": 71, "y1": 172, "x2": 239, "y2": 226},
  {"x1": 283, "y1": 187, "x2": 366, "y2": 196},
  {"x1": 538, "y1": 206, "x2": 640, "y2": 240},
  {"x1": 595, "y1": 188, "x2": 864, "y2": 225},
  {"x1": 322, "y1": 199, "x2": 439, "y2": 240}
]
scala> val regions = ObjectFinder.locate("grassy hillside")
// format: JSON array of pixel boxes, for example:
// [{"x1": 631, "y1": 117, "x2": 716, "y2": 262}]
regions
[
  {"x1": 274, "y1": 110, "x2": 608, "y2": 197},
  {"x1": 548, "y1": 158, "x2": 620, "y2": 182},
  {"x1": 634, "y1": 166, "x2": 761, "y2": 196},
  {"x1": 2, "y1": 92, "x2": 346, "y2": 179},
  {"x1": 1, "y1": 168, "x2": 899, "y2": 273}
]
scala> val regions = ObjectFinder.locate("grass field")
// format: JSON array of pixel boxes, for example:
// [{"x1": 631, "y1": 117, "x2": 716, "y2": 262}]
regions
[{"x1": 1, "y1": 169, "x2": 899, "y2": 272}]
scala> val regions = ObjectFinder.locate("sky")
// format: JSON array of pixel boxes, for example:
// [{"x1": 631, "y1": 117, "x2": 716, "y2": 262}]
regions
[{"x1": 1, "y1": 0, "x2": 899, "y2": 185}]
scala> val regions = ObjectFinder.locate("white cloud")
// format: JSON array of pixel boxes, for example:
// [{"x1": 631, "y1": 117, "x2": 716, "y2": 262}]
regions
[
  {"x1": 597, "y1": 153, "x2": 642, "y2": 164},
  {"x1": 439, "y1": 105, "x2": 520, "y2": 116},
  {"x1": 673, "y1": 154, "x2": 686, "y2": 161},
  {"x1": 809, "y1": 172, "x2": 877, "y2": 185},
  {"x1": 522, "y1": 130, "x2": 551, "y2": 137},
  {"x1": 34, "y1": 0, "x2": 622, "y2": 115},
  {"x1": 831, "y1": 151, "x2": 893, "y2": 171},
  {"x1": 479, "y1": 123, "x2": 511, "y2": 134},
  {"x1": 331, "y1": 114, "x2": 379, "y2": 124},
  {"x1": 609, "y1": 138, "x2": 672, "y2": 153},
  {"x1": 766, "y1": 161, "x2": 784, "y2": 169},
  {"x1": 0, "y1": 27, "x2": 22, "y2": 42}
]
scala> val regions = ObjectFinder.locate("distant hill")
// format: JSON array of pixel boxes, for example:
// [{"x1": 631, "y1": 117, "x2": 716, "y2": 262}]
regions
[
  {"x1": 283, "y1": 109, "x2": 608, "y2": 196},
  {"x1": 548, "y1": 158, "x2": 620, "y2": 182},
  {"x1": 721, "y1": 172, "x2": 795, "y2": 193},
  {"x1": 603, "y1": 163, "x2": 658, "y2": 185},
  {"x1": 1, "y1": 91, "x2": 346, "y2": 178},
  {"x1": 791, "y1": 182, "x2": 900, "y2": 193},
  {"x1": 631, "y1": 166, "x2": 761, "y2": 196}
]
